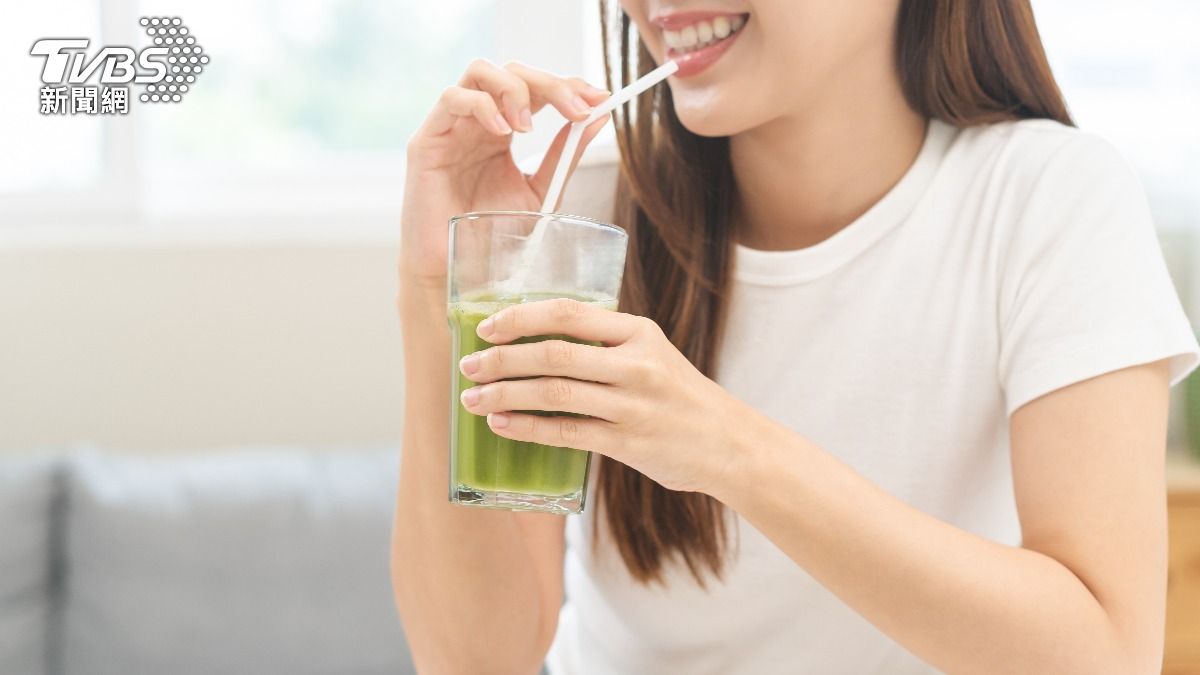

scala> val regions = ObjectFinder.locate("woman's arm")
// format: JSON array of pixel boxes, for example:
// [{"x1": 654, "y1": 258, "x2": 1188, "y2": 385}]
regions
[
  {"x1": 390, "y1": 281, "x2": 566, "y2": 674},
  {"x1": 713, "y1": 358, "x2": 1169, "y2": 675},
  {"x1": 457, "y1": 298, "x2": 1171, "y2": 675}
]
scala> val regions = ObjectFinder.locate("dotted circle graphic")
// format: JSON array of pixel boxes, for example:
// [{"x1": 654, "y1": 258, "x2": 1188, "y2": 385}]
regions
[{"x1": 139, "y1": 16, "x2": 207, "y2": 105}]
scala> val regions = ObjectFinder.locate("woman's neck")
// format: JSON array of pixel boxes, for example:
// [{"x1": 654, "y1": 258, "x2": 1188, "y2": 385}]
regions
[{"x1": 729, "y1": 49, "x2": 927, "y2": 252}]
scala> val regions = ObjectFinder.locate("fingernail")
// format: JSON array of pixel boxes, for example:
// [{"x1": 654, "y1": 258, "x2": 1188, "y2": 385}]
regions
[
  {"x1": 460, "y1": 387, "x2": 480, "y2": 407},
  {"x1": 478, "y1": 316, "x2": 495, "y2": 338},
  {"x1": 519, "y1": 107, "x2": 532, "y2": 131},
  {"x1": 488, "y1": 412, "x2": 510, "y2": 429},
  {"x1": 493, "y1": 113, "x2": 512, "y2": 134},
  {"x1": 587, "y1": 84, "x2": 610, "y2": 96},
  {"x1": 570, "y1": 94, "x2": 591, "y2": 114},
  {"x1": 459, "y1": 354, "x2": 480, "y2": 375}
]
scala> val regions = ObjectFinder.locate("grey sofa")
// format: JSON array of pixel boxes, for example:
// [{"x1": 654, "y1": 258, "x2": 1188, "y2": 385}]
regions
[{"x1": 0, "y1": 447, "x2": 416, "y2": 675}]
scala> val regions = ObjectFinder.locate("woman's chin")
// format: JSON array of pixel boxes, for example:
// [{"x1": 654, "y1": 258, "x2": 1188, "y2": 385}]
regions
[{"x1": 674, "y1": 107, "x2": 745, "y2": 139}]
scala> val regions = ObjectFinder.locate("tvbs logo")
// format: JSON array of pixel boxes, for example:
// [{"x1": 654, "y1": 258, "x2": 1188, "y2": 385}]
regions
[{"x1": 31, "y1": 17, "x2": 207, "y2": 115}]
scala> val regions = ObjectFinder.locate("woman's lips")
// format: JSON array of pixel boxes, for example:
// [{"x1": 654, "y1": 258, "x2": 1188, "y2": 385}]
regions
[{"x1": 667, "y1": 20, "x2": 746, "y2": 78}]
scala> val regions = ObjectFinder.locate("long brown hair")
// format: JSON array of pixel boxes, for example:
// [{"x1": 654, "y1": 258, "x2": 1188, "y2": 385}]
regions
[{"x1": 595, "y1": 0, "x2": 1073, "y2": 587}]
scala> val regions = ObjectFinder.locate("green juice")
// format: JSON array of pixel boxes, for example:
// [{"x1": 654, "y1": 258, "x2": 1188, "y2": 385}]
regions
[{"x1": 448, "y1": 291, "x2": 615, "y2": 513}]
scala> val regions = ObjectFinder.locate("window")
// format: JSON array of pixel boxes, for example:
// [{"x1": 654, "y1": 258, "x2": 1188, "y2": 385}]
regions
[
  {"x1": 139, "y1": 0, "x2": 497, "y2": 222},
  {"x1": 0, "y1": 0, "x2": 104, "y2": 193},
  {"x1": 1, "y1": 0, "x2": 591, "y2": 234}
]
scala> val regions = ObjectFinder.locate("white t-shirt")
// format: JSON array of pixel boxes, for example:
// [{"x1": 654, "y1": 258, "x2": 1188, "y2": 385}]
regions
[{"x1": 544, "y1": 118, "x2": 1200, "y2": 674}]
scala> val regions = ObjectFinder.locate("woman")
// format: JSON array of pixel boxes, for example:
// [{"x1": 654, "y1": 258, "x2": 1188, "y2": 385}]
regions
[{"x1": 392, "y1": 1, "x2": 1199, "y2": 673}]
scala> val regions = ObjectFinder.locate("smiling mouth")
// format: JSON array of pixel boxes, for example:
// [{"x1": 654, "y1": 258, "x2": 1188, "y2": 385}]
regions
[{"x1": 661, "y1": 13, "x2": 748, "y2": 57}]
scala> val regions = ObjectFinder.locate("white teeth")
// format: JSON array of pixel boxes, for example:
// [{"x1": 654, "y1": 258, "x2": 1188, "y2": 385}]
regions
[
  {"x1": 663, "y1": 15, "x2": 746, "y2": 53},
  {"x1": 680, "y1": 25, "x2": 698, "y2": 47},
  {"x1": 712, "y1": 16, "x2": 731, "y2": 39}
]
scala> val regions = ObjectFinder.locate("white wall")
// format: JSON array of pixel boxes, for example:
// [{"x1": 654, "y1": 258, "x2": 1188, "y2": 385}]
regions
[{"x1": 0, "y1": 242, "x2": 404, "y2": 452}]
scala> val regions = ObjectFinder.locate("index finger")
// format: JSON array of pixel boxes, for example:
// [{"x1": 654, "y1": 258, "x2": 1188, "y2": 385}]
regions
[
  {"x1": 478, "y1": 298, "x2": 642, "y2": 346},
  {"x1": 503, "y1": 61, "x2": 609, "y2": 123}
]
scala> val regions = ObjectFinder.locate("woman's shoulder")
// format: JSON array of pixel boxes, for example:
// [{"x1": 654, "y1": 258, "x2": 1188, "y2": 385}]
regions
[
  {"x1": 935, "y1": 117, "x2": 1158, "y2": 305},
  {"x1": 944, "y1": 117, "x2": 1139, "y2": 196}
]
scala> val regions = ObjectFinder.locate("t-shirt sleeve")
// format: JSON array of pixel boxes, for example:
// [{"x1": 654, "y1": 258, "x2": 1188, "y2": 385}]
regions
[{"x1": 997, "y1": 130, "x2": 1200, "y2": 417}]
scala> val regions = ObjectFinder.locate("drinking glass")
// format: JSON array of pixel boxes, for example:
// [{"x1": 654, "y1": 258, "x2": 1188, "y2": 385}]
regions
[{"x1": 447, "y1": 211, "x2": 628, "y2": 514}]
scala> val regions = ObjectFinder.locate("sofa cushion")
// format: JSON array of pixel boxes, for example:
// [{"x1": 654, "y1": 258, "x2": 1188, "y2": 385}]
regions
[
  {"x1": 0, "y1": 455, "x2": 60, "y2": 675},
  {"x1": 60, "y1": 447, "x2": 413, "y2": 675}
]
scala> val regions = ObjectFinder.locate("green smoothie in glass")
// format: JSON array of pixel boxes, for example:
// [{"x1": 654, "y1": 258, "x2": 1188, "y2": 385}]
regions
[
  {"x1": 449, "y1": 290, "x2": 616, "y2": 513},
  {"x1": 446, "y1": 210, "x2": 628, "y2": 515}
]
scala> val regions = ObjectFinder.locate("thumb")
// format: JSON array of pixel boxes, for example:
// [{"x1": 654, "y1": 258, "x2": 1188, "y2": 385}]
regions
[{"x1": 526, "y1": 115, "x2": 611, "y2": 211}]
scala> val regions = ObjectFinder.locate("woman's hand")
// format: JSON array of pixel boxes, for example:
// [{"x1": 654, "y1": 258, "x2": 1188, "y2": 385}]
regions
[
  {"x1": 400, "y1": 60, "x2": 611, "y2": 292},
  {"x1": 455, "y1": 297, "x2": 747, "y2": 494}
]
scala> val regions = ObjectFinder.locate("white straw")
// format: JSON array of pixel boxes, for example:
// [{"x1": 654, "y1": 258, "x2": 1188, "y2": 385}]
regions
[
  {"x1": 503, "y1": 60, "x2": 679, "y2": 296},
  {"x1": 580, "y1": 59, "x2": 680, "y2": 128},
  {"x1": 538, "y1": 59, "x2": 680, "y2": 215},
  {"x1": 539, "y1": 123, "x2": 586, "y2": 216}
]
